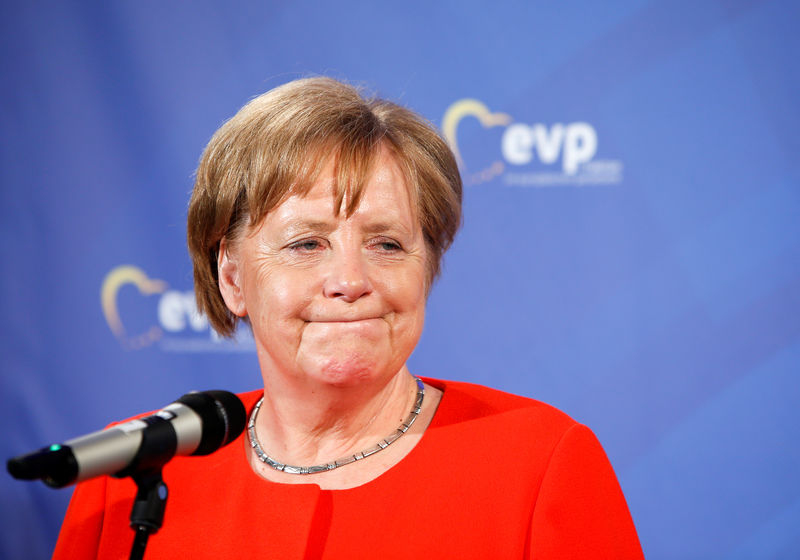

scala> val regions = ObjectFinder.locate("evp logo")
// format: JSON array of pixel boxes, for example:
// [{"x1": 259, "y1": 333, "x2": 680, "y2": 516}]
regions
[
  {"x1": 100, "y1": 265, "x2": 253, "y2": 352},
  {"x1": 502, "y1": 122, "x2": 596, "y2": 174},
  {"x1": 442, "y1": 99, "x2": 623, "y2": 187}
]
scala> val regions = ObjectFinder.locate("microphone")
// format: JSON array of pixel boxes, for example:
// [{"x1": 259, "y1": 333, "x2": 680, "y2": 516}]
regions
[{"x1": 7, "y1": 390, "x2": 246, "y2": 488}]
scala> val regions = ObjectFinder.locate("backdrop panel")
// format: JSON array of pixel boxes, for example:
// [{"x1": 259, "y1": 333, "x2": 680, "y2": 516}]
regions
[{"x1": 2, "y1": 1, "x2": 798, "y2": 558}]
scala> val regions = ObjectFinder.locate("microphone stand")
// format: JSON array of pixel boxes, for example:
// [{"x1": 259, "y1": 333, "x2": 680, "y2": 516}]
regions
[
  {"x1": 128, "y1": 469, "x2": 168, "y2": 560},
  {"x1": 113, "y1": 415, "x2": 178, "y2": 560}
]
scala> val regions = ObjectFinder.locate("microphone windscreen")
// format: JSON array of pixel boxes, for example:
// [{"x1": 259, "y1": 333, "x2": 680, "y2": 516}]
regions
[{"x1": 177, "y1": 391, "x2": 246, "y2": 455}]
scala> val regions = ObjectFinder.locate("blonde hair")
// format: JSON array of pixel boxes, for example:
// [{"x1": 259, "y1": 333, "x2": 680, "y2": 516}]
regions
[{"x1": 188, "y1": 77, "x2": 462, "y2": 336}]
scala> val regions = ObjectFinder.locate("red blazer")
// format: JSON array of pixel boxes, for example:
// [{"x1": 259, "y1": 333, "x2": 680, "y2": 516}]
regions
[{"x1": 54, "y1": 378, "x2": 643, "y2": 559}]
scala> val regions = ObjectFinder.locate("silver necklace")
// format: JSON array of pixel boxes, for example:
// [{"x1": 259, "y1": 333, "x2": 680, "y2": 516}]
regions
[{"x1": 248, "y1": 376, "x2": 425, "y2": 475}]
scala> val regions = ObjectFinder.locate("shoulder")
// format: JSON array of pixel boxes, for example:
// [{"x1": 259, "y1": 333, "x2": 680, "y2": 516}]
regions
[
  {"x1": 421, "y1": 377, "x2": 589, "y2": 463},
  {"x1": 424, "y1": 377, "x2": 576, "y2": 430}
]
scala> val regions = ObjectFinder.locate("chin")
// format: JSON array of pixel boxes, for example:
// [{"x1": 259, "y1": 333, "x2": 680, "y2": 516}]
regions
[{"x1": 308, "y1": 356, "x2": 390, "y2": 388}]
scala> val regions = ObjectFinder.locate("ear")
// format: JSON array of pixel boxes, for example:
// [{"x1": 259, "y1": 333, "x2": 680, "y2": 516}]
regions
[{"x1": 217, "y1": 238, "x2": 247, "y2": 317}]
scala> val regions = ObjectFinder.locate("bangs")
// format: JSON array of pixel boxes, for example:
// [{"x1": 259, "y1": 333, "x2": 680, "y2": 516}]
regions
[{"x1": 245, "y1": 122, "x2": 391, "y2": 228}]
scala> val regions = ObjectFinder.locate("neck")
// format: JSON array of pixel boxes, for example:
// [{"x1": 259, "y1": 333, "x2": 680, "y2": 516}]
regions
[{"x1": 254, "y1": 366, "x2": 418, "y2": 467}]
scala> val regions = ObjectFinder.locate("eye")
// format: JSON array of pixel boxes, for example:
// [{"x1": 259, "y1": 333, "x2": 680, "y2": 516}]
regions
[
  {"x1": 371, "y1": 238, "x2": 403, "y2": 253},
  {"x1": 288, "y1": 239, "x2": 323, "y2": 252}
]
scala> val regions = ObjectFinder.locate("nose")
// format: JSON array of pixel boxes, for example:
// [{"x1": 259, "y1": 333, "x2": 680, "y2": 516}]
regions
[{"x1": 322, "y1": 247, "x2": 372, "y2": 302}]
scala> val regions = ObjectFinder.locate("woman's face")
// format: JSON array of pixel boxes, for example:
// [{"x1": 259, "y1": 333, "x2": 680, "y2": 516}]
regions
[{"x1": 219, "y1": 149, "x2": 428, "y2": 389}]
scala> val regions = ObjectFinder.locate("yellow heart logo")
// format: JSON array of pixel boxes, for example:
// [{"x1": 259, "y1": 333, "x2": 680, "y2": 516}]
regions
[
  {"x1": 101, "y1": 265, "x2": 168, "y2": 349},
  {"x1": 442, "y1": 99, "x2": 511, "y2": 185}
]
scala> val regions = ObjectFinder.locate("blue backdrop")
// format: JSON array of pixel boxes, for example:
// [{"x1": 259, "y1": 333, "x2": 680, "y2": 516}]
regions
[{"x1": 2, "y1": 1, "x2": 798, "y2": 558}]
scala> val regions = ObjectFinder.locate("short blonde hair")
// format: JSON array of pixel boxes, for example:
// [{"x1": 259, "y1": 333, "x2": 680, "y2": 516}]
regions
[{"x1": 188, "y1": 77, "x2": 462, "y2": 336}]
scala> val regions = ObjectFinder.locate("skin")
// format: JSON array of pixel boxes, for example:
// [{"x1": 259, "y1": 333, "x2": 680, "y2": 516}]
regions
[{"x1": 218, "y1": 148, "x2": 442, "y2": 488}]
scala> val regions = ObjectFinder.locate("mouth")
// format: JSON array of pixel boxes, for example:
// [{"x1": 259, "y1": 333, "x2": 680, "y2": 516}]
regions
[{"x1": 309, "y1": 317, "x2": 382, "y2": 324}]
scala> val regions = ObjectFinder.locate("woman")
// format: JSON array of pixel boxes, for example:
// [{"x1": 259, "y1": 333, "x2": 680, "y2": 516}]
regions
[{"x1": 55, "y1": 78, "x2": 643, "y2": 558}]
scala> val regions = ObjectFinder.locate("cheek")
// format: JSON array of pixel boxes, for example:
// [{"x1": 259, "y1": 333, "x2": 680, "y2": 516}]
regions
[
  {"x1": 388, "y1": 265, "x2": 428, "y2": 311},
  {"x1": 243, "y1": 264, "x2": 315, "y2": 331},
  {"x1": 379, "y1": 266, "x2": 428, "y2": 344}
]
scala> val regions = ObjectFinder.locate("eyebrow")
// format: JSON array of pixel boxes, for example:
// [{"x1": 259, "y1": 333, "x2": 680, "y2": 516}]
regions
[
  {"x1": 282, "y1": 219, "x2": 413, "y2": 237},
  {"x1": 361, "y1": 221, "x2": 412, "y2": 236},
  {"x1": 283, "y1": 220, "x2": 336, "y2": 237}
]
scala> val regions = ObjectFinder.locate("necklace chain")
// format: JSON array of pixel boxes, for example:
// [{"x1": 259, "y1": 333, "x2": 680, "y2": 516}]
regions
[{"x1": 248, "y1": 376, "x2": 425, "y2": 475}]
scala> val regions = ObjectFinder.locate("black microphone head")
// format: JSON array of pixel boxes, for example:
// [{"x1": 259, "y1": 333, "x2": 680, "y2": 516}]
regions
[
  {"x1": 7, "y1": 445, "x2": 77, "y2": 486},
  {"x1": 176, "y1": 390, "x2": 246, "y2": 455}
]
